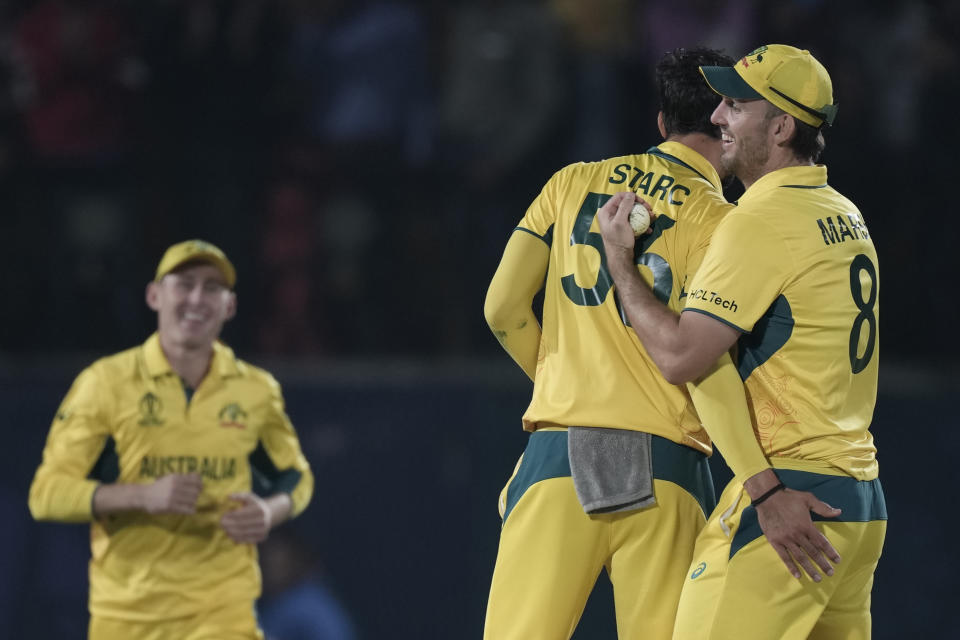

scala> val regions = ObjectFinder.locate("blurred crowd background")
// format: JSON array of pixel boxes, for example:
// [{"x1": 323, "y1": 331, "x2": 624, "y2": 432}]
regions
[
  {"x1": 1, "y1": 0, "x2": 957, "y2": 360},
  {"x1": 1, "y1": 0, "x2": 958, "y2": 638}
]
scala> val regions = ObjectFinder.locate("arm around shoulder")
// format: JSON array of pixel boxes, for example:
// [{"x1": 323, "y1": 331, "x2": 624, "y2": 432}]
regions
[{"x1": 597, "y1": 192, "x2": 740, "y2": 383}]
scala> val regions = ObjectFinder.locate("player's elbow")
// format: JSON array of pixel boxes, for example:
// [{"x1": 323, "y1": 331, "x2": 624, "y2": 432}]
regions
[
  {"x1": 483, "y1": 292, "x2": 511, "y2": 334},
  {"x1": 659, "y1": 356, "x2": 701, "y2": 386},
  {"x1": 28, "y1": 478, "x2": 51, "y2": 521},
  {"x1": 661, "y1": 365, "x2": 692, "y2": 386}
]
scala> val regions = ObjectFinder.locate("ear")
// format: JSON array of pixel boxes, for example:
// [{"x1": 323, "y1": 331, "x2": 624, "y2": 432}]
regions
[
  {"x1": 224, "y1": 292, "x2": 237, "y2": 321},
  {"x1": 146, "y1": 281, "x2": 161, "y2": 311},
  {"x1": 771, "y1": 113, "x2": 796, "y2": 147},
  {"x1": 657, "y1": 111, "x2": 667, "y2": 139}
]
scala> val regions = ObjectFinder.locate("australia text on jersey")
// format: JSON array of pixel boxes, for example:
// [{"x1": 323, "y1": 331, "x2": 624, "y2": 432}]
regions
[{"x1": 140, "y1": 455, "x2": 238, "y2": 480}]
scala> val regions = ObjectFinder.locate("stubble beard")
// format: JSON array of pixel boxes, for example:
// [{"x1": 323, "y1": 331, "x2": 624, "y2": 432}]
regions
[{"x1": 721, "y1": 133, "x2": 770, "y2": 187}]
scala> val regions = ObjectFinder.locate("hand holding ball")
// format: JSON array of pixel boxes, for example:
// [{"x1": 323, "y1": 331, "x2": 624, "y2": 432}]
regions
[{"x1": 629, "y1": 202, "x2": 651, "y2": 236}]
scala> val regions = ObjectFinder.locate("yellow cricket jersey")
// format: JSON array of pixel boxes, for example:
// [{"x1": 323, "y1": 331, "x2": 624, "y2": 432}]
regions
[
  {"x1": 28, "y1": 333, "x2": 314, "y2": 621},
  {"x1": 684, "y1": 165, "x2": 879, "y2": 480},
  {"x1": 519, "y1": 142, "x2": 734, "y2": 453}
]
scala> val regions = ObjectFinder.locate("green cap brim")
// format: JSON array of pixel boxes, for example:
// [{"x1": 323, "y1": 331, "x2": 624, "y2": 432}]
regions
[{"x1": 699, "y1": 66, "x2": 764, "y2": 100}]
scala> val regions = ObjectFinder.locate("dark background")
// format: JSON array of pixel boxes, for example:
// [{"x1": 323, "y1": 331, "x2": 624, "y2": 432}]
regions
[{"x1": 0, "y1": 0, "x2": 957, "y2": 637}]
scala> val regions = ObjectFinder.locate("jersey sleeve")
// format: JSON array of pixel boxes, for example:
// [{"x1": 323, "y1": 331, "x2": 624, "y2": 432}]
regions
[
  {"x1": 28, "y1": 366, "x2": 113, "y2": 522},
  {"x1": 250, "y1": 375, "x2": 314, "y2": 518},
  {"x1": 484, "y1": 230, "x2": 549, "y2": 380},
  {"x1": 516, "y1": 167, "x2": 565, "y2": 241},
  {"x1": 688, "y1": 353, "x2": 771, "y2": 480},
  {"x1": 683, "y1": 211, "x2": 788, "y2": 332}
]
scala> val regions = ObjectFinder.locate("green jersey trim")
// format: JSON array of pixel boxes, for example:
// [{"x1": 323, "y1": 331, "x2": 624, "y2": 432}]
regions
[
  {"x1": 515, "y1": 224, "x2": 554, "y2": 248},
  {"x1": 731, "y1": 470, "x2": 887, "y2": 559},
  {"x1": 645, "y1": 147, "x2": 711, "y2": 184},
  {"x1": 502, "y1": 431, "x2": 716, "y2": 524},
  {"x1": 88, "y1": 437, "x2": 119, "y2": 483},
  {"x1": 735, "y1": 295, "x2": 794, "y2": 382},
  {"x1": 780, "y1": 184, "x2": 828, "y2": 189},
  {"x1": 681, "y1": 307, "x2": 748, "y2": 334},
  {"x1": 249, "y1": 444, "x2": 303, "y2": 496}
]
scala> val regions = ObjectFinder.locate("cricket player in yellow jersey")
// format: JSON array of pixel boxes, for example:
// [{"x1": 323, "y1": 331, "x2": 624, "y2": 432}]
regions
[
  {"x1": 598, "y1": 45, "x2": 886, "y2": 639},
  {"x1": 482, "y1": 48, "x2": 765, "y2": 640},
  {"x1": 29, "y1": 239, "x2": 314, "y2": 640}
]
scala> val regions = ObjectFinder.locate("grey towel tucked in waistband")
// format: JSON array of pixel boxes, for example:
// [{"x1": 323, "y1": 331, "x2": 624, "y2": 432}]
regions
[{"x1": 568, "y1": 426, "x2": 655, "y2": 514}]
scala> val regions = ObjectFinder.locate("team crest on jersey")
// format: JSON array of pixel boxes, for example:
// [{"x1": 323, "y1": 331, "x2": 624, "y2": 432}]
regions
[
  {"x1": 741, "y1": 45, "x2": 767, "y2": 68},
  {"x1": 138, "y1": 392, "x2": 165, "y2": 426},
  {"x1": 218, "y1": 402, "x2": 248, "y2": 429}
]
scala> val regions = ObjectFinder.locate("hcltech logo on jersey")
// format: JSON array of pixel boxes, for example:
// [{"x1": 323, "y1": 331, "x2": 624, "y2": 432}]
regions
[
  {"x1": 691, "y1": 562, "x2": 707, "y2": 579},
  {"x1": 218, "y1": 403, "x2": 248, "y2": 429},
  {"x1": 138, "y1": 392, "x2": 165, "y2": 426},
  {"x1": 688, "y1": 289, "x2": 738, "y2": 313}
]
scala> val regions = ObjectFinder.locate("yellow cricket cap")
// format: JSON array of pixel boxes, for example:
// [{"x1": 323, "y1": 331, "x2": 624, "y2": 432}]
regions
[
  {"x1": 700, "y1": 44, "x2": 838, "y2": 128},
  {"x1": 154, "y1": 239, "x2": 236, "y2": 288}
]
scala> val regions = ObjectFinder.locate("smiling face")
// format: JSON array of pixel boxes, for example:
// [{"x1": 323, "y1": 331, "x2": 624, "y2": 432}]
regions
[
  {"x1": 711, "y1": 96, "x2": 780, "y2": 188},
  {"x1": 146, "y1": 262, "x2": 236, "y2": 351}
]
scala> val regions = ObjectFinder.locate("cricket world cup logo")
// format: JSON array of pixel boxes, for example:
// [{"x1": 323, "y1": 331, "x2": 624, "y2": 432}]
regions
[{"x1": 138, "y1": 392, "x2": 165, "y2": 426}]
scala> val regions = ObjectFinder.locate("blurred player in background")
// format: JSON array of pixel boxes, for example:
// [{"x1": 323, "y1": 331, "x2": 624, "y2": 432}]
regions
[
  {"x1": 482, "y1": 47, "x2": 760, "y2": 639},
  {"x1": 597, "y1": 44, "x2": 886, "y2": 639},
  {"x1": 29, "y1": 239, "x2": 314, "y2": 640}
]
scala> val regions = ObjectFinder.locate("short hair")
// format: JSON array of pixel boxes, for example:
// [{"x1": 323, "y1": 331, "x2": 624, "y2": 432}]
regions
[
  {"x1": 765, "y1": 102, "x2": 827, "y2": 162},
  {"x1": 657, "y1": 47, "x2": 735, "y2": 139}
]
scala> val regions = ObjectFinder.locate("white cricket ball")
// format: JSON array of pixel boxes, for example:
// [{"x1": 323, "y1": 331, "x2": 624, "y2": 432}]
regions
[{"x1": 629, "y1": 202, "x2": 650, "y2": 236}]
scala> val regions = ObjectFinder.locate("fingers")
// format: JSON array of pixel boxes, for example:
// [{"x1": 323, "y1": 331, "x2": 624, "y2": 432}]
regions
[
  {"x1": 616, "y1": 192, "x2": 636, "y2": 220},
  {"x1": 170, "y1": 473, "x2": 202, "y2": 513},
  {"x1": 800, "y1": 531, "x2": 840, "y2": 582},
  {"x1": 808, "y1": 497, "x2": 842, "y2": 518},
  {"x1": 222, "y1": 492, "x2": 271, "y2": 543},
  {"x1": 180, "y1": 472, "x2": 202, "y2": 486},
  {"x1": 810, "y1": 527, "x2": 842, "y2": 564},
  {"x1": 771, "y1": 543, "x2": 802, "y2": 580},
  {"x1": 774, "y1": 535, "x2": 834, "y2": 582},
  {"x1": 168, "y1": 495, "x2": 197, "y2": 515},
  {"x1": 789, "y1": 542, "x2": 825, "y2": 582},
  {"x1": 221, "y1": 503, "x2": 269, "y2": 544},
  {"x1": 145, "y1": 473, "x2": 203, "y2": 514},
  {"x1": 598, "y1": 191, "x2": 635, "y2": 220},
  {"x1": 780, "y1": 523, "x2": 841, "y2": 582},
  {"x1": 804, "y1": 495, "x2": 842, "y2": 565},
  {"x1": 756, "y1": 488, "x2": 842, "y2": 582}
]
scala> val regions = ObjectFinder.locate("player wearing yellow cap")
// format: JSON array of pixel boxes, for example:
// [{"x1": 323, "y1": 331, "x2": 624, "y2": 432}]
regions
[
  {"x1": 481, "y1": 47, "x2": 766, "y2": 639},
  {"x1": 597, "y1": 45, "x2": 885, "y2": 639},
  {"x1": 29, "y1": 240, "x2": 314, "y2": 640}
]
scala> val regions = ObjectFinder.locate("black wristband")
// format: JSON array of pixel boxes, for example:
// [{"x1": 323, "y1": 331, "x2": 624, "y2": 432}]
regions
[{"x1": 751, "y1": 482, "x2": 785, "y2": 507}]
